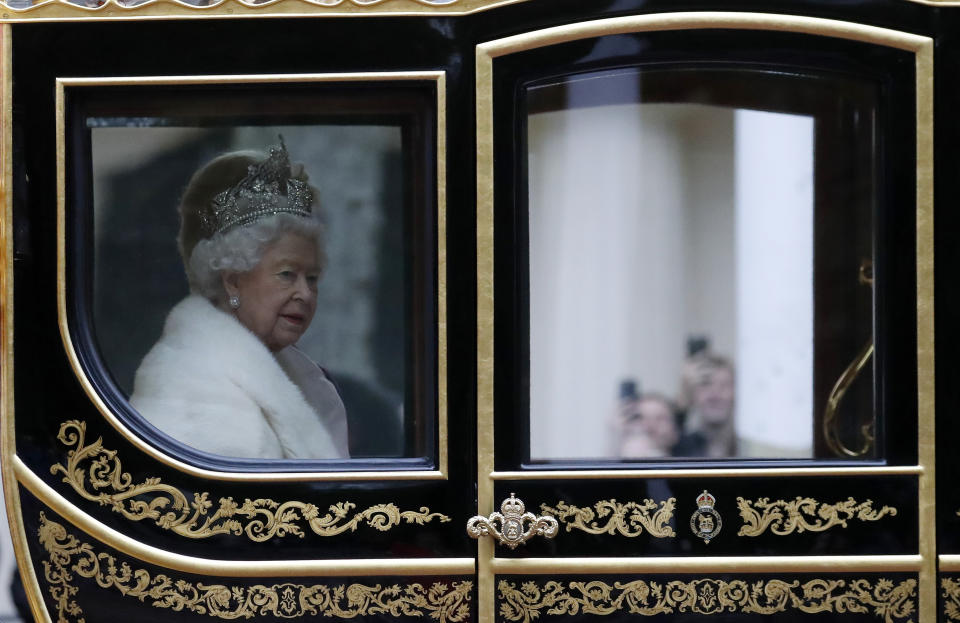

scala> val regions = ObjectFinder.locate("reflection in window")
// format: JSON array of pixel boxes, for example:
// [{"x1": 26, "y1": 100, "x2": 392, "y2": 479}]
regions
[{"x1": 526, "y1": 69, "x2": 876, "y2": 462}]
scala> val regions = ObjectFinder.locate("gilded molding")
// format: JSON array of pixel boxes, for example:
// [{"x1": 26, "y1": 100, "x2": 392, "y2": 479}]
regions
[
  {"x1": 50, "y1": 420, "x2": 450, "y2": 540},
  {"x1": 736, "y1": 496, "x2": 896, "y2": 537},
  {"x1": 55, "y1": 73, "x2": 448, "y2": 484},
  {"x1": 540, "y1": 498, "x2": 676, "y2": 538},
  {"x1": 0, "y1": 0, "x2": 527, "y2": 19},
  {"x1": 943, "y1": 578, "x2": 960, "y2": 621},
  {"x1": 498, "y1": 578, "x2": 916, "y2": 623},
  {"x1": 6, "y1": 0, "x2": 458, "y2": 6},
  {"x1": 38, "y1": 512, "x2": 473, "y2": 622}
]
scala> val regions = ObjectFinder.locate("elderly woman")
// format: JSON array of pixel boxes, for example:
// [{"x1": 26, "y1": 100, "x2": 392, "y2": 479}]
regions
[{"x1": 130, "y1": 139, "x2": 349, "y2": 460}]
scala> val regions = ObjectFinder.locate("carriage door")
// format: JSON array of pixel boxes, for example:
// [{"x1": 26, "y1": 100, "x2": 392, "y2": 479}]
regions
[
  {"x1": 471, "y1": 12, "x2": 934, "y2": 623},
  {"x1": 0, "y1": 5, "x2": 940, "y2": 623},
  {"x1": 1, "y1": 14, "x2": 477, "y2": 623}
]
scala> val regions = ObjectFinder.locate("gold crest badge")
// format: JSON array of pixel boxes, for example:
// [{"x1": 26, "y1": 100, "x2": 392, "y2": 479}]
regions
[{"x1": 689, "y1": 490, "x2": 722, "y2": 544}]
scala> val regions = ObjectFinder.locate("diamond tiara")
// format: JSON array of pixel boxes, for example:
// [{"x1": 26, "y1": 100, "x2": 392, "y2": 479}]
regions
[{"x1": 199, "y1": 135, "x2": 314, "y2": 238}]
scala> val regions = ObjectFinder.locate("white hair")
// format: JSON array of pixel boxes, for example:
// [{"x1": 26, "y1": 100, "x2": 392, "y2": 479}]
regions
[{"x1": 186, "y1": 212, "x2": 326, "y2": 301}]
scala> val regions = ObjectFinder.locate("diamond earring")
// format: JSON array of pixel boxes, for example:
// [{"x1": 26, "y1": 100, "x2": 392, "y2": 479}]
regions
[{"x1": 229, "y1": 295, "x2": 240, "y2": 309}]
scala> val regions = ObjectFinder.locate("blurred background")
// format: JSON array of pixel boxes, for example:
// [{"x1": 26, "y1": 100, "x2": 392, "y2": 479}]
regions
[{"x1": 527, "y1": 96, "x2": 817, "y2": 461}]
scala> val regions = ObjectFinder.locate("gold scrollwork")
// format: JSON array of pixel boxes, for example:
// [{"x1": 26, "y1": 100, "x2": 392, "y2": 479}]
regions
[
  {"x1": 943, "y1": 578, "x2": 960, "y2": 622},
  {"x1": 822, "y1": 258, "x2": 875, "y2": 458},
  {"x1": 3, "y1": 0, "x2": 472, "y2": 14},
  {"x1": 50, "y1": 420, "x2": 449, "y2": 541},
  {"x1": 736, "y1": 496, "x2": 896, "y2": 537},
  {"x1": 539, "y1": 498, "x2": 676, "y2": 538},
  {"x1": 499, "y1": 578, "x2": 916, "y2": 623},
  {"x1": 37, "y1": 512, "x2": 472, "y2": 622}
]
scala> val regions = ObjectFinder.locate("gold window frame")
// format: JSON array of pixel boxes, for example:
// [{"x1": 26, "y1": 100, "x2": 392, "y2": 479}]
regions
[
  {"x1": 474, "y1": 12, "x2": 934, "y2": 623},
  {"x1": 51, "y1": 71, "x2": 449, "y2": 482}
]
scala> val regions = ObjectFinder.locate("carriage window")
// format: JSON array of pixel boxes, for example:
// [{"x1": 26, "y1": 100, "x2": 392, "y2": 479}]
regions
[
  {"x1": 526, "y1": 68, "x2": 878, "y2": 462},
  {"x1": 68, "y1": 82, "x2": 439, "y2": 467}
]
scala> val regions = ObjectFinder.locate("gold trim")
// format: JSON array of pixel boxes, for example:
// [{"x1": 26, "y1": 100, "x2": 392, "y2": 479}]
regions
[
  {"x1": 943, "y1": 578, "x2": 960, "y2": 622},
  {"x1": 0, "y1": 24, "x2": 53, "y2": 623},
  {"x1": 59, "y1": 72, "x2": 442, "y2": 87},
  {"x1": 540, "y1": 498, "x2": 675, "y2": 538},
  {"x1": 497, "y1": 578, "x2": 916, "y2": 623},
  {"x1": 914, "y1": 21, "x2": 936, "y2": 623},
  {"x1": 436, "y1": 70, "x2": 449, "y2": 488},
  {"x1": 17, "y1": 457, "x2": 475, "y2": 576},
  {"x1": 477, "y1": 540, "x2": 494, "y2": 623},
  {"x1": 38, "y1": 512, "x2": 474, "y2": 623},
  {"x1": 475, "y1": 26, "x2": 496, "y2": 623},
  {"x1": 56, "y1": 71, "x2": 447, "y2": 482},
  {"x1": 476, "y1": 14, "x2": 934, "y2": 623},
  {"x1": 475, "y1": 13, "x2": 932, "y2": 57},
  {"x1": 492, "y1": 466, "x2": 922, "y2": 479},
  {"x1": 0, "y1": 0, "x2": 531, "y2": 22},
  {"x1": 737, "y1": 496, "x2": 897, "y2": 537},
  {"x1": 938, "y1": 557, "x2": 960, "y2": 572},
  {"x1": 491, "y1": 556, "x2": 923, "y2": 574},
  {"x1": 50, "y1": 420, "x2": 450, "y2": 540}
]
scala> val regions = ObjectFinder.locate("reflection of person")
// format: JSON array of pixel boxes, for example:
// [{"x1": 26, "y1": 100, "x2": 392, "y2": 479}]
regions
[
  {"x1": 673, "y1": 355, "x2": 736, "y2": 458},
  {"x1": 617, "y1": 394, "x2": 680, "y2": 458},
  {"x1": 131, "y1": 139, "x2": 349, "y2": 459}
]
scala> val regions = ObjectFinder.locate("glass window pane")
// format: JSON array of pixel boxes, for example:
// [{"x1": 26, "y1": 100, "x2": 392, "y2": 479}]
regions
[{"x1": 526, "y1": 68, "x2": 877, "y2": 462}]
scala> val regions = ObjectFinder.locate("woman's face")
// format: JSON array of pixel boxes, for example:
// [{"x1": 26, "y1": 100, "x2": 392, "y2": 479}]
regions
[
  {"x1": 693, "y1": 365, "x2": 735, "y2": 425},
  {"x1": 224, "y1": 233, "x2": 320, "y2": 352},
  {"x1": 637, "y1": 398, "x2": 679, "y2": 449}
]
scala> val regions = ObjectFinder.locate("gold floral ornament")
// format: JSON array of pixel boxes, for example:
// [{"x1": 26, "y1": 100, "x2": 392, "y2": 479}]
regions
[
  {"x1": 50, "y1": 420, "x2": 450, "y2": 541},
  {"x1": 943, "y1": 578, "x2": 960, "y2": 622},
  {"x1": 499, "y1": 578, "x2": 916, "y2": 623},
  {"x1": 539, "y1": 498, "x2": 676, "y2": 538},
  {"x1": 37, "y1": 512, "x2": 472, "y2": 623},
  {"x1": 737, "y1": 496, "x2": 896, "y2": 537}
]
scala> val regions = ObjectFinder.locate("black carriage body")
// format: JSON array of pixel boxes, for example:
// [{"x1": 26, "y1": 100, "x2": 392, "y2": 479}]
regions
[{"x1": 1, "y1": 2, "x2": 955, "y2": 623}]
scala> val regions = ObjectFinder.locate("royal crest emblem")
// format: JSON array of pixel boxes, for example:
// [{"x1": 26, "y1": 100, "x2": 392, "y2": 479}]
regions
[
  {"x1": 689, "y1": 490, "x2": 722, "y2": 544},
  {"x1": 466, "y1": 493, "x2": 559, "y2": 548}
]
